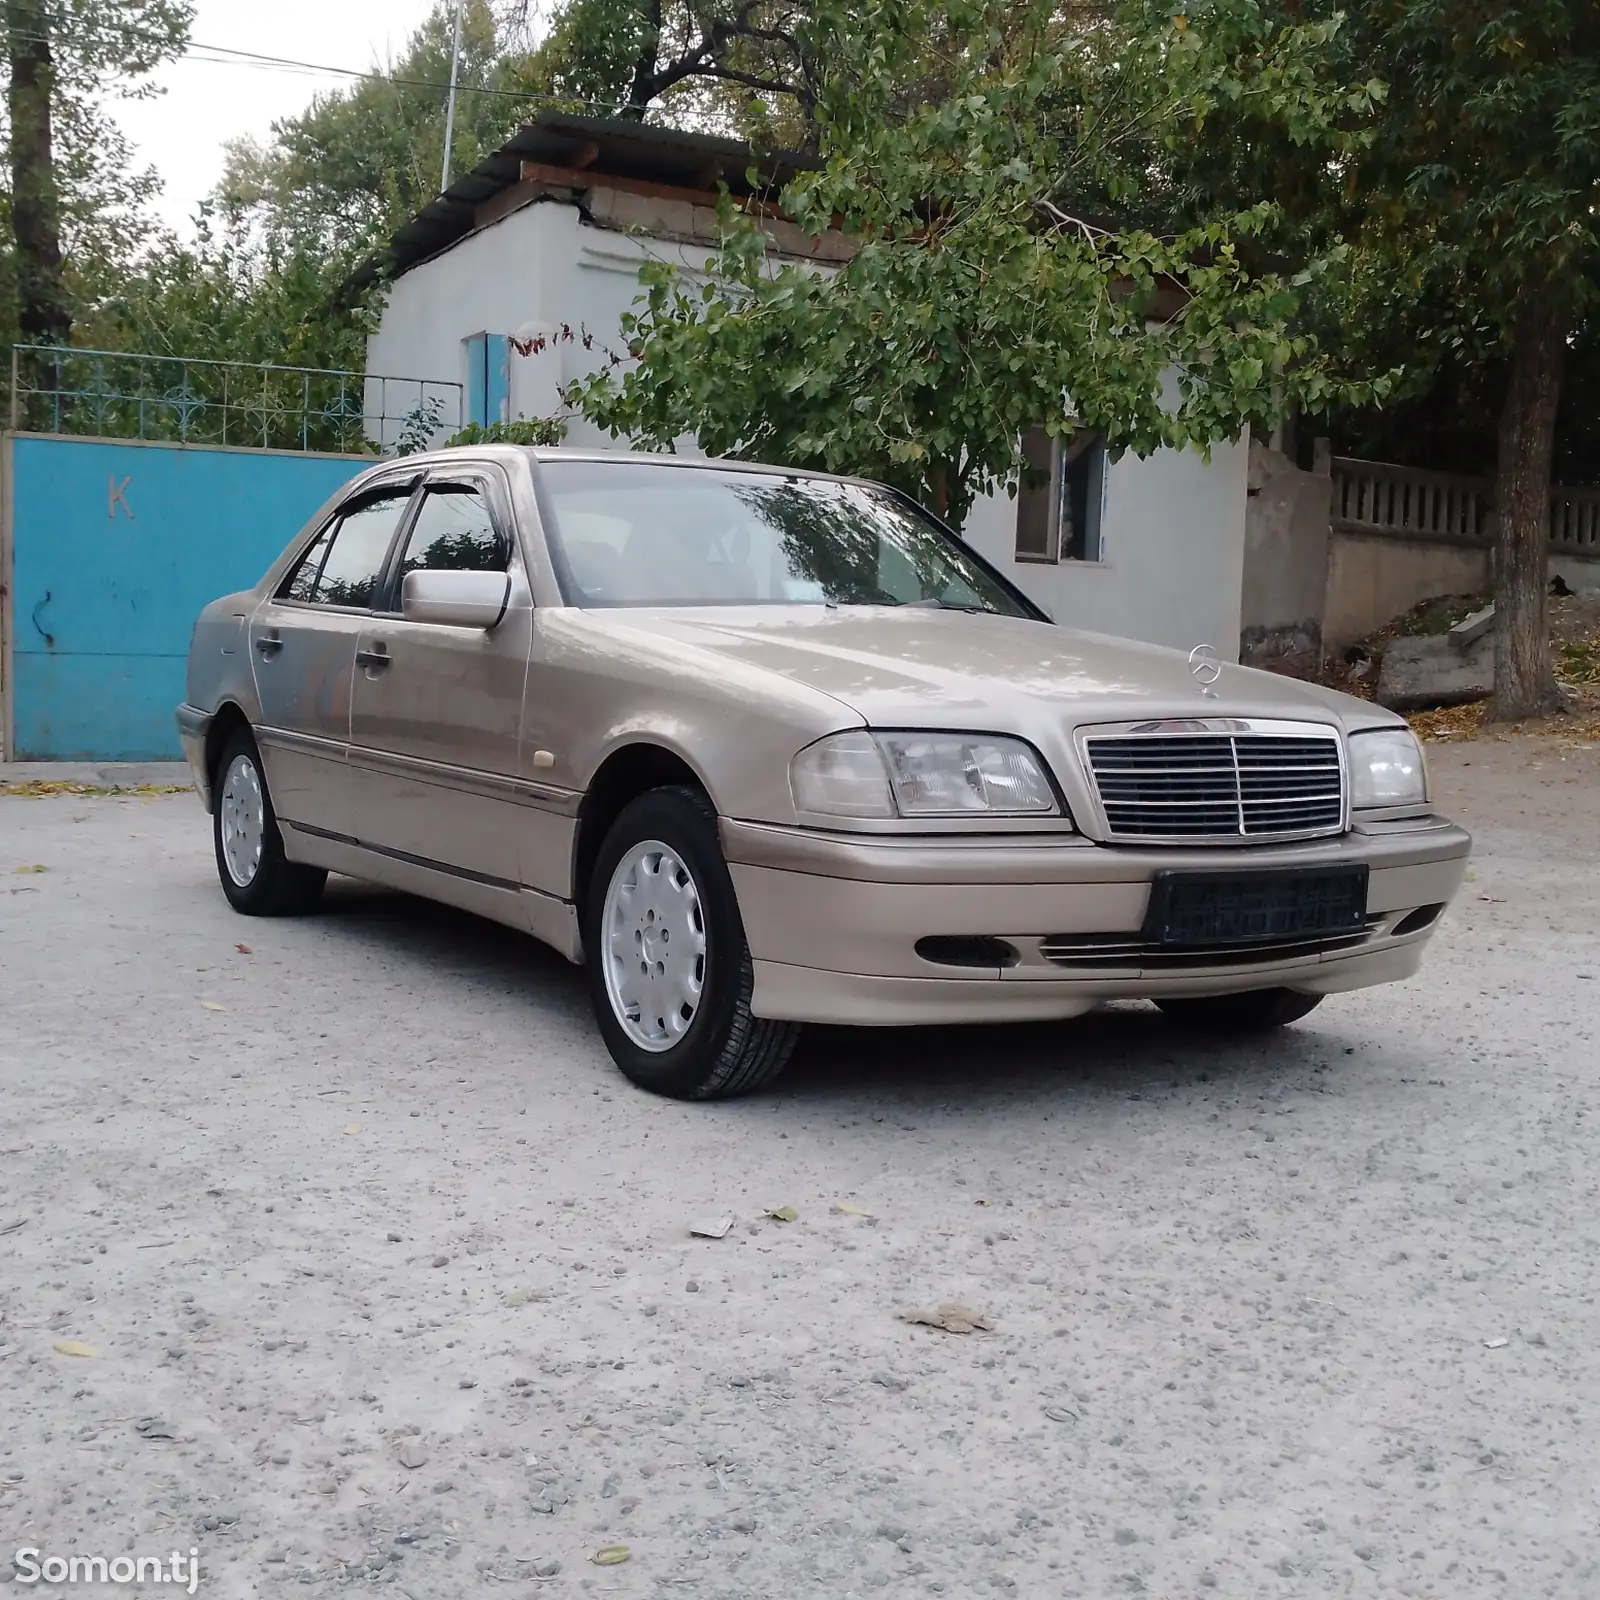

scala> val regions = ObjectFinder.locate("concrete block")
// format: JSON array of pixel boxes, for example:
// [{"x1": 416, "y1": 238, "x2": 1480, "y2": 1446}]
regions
[
  {"x1": 1450, "y1": 603, "x2": 1495, "y2": 650},
  {"x1": 1376, "y1": 634, "x2": 1494, "y2": 711}
]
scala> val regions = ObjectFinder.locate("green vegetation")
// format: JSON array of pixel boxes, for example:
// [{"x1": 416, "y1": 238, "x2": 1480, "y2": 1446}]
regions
[{"x1": 0, "y1": 0, "x2": 1593, "y2": 717}]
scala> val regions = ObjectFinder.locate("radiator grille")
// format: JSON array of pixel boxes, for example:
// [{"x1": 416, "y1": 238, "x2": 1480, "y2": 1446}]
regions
[{"x1": 1083, "y1": 729, "x2": 1344, "y2": 843}]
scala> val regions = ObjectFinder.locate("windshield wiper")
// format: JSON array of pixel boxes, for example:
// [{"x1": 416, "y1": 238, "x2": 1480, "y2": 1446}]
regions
[{"x1": 899, "y1": 597, "x2": 991, "y2": 614}]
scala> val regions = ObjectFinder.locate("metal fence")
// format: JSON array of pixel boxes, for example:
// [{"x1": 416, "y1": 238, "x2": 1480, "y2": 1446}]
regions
[{"x1": 8, "y1": 345, "x2": 463, "y2": 456}]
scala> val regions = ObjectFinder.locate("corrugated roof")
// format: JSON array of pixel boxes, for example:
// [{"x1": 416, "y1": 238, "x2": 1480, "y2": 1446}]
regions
[{"x1": 380, "y1": 111, "x2": 814, "y2": 282}]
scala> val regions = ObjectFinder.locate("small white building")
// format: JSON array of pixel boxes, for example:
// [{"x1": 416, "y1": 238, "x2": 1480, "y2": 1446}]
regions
[{"x1": 366, "y1": 112, "x2": 1248, "y2": 657}]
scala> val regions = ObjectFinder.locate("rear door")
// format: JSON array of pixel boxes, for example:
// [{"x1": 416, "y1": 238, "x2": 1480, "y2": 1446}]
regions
[
  {"x1": 248, "y1": 481, "x2": 419, "y2": 838},
  {"x1": 347, "y1": 468, "x2": 533, "y2": 885}
]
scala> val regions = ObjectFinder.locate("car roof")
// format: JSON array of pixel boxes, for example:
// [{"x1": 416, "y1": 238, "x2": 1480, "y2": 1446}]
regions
[{"x1": 399, "y1": 442, "x2": 882, "y2": 493}]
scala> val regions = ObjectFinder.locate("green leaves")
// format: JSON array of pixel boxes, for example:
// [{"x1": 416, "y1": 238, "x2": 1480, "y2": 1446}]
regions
[{"x1": 573, "y1": 0, "x2": 1376, "y2": 527}]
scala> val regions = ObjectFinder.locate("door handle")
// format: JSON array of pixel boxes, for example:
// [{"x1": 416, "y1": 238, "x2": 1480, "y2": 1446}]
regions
[
  {"x1": 355, "y1": 645, "x2": 391, "y2": 673},
  {"x1": 255, "y1": 632, "x2": 283, "y2": 658}
]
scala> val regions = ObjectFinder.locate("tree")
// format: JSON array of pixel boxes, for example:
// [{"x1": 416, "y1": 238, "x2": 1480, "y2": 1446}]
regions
[
  {"x1": 220, "y1": 0, "x2": 513, "y2": 261},
  {"x1": 572, "y1": 0, "x2": 1388, "y2": 531},
  {"x1": 1360, "y1": 1, "x2": 1598, "y2": 719},
  {"x1": 1157, "y1": 1, "x2": 1598, "y2": 719},
  {"x1": 527, "y1": 0, "x2": 816, "y2": 139},
  {"x1": 1, "y1": 0, "x2": 191, "y2": 345}
]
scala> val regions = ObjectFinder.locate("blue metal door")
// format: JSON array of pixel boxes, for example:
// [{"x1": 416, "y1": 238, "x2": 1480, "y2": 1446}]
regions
[{"x1": 2, "y1": 434, "x2": 367, "y2": 759}]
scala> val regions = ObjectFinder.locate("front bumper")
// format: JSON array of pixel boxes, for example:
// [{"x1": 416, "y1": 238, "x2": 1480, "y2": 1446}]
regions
[
  {"x1": 175, "y1": 704, "x2": 213, "y2": 810},
  {"x1": 721, "y1": 816, "x2": 1471, "y2": 1025}
]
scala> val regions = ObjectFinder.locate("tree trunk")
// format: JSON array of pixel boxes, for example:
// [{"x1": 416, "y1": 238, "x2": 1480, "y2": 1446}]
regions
[
  {"x1": 1490, "y1": 290, "x2": 1566, "y2": 720},
  {"x1": 6, "y1": 0, "x2": 71, "y2": 346},
  {"x1": 623, "y1": 0, "x2": 664, "y2": 118}
]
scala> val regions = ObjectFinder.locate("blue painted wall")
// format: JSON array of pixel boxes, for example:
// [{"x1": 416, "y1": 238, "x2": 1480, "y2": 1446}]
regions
[{"x1": 7, "y1": 436, "x2": 367, "y2": 759}]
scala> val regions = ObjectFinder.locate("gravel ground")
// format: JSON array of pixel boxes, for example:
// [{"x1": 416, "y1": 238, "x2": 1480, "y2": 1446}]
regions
[{"x1": 2, "y1": 736, "x2": 1597, "y2": 1600}]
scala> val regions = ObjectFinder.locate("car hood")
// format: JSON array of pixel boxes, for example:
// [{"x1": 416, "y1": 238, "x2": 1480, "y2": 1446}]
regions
[{"x1": 589, "y1": 606, "x2": 1387, "y2": 732}]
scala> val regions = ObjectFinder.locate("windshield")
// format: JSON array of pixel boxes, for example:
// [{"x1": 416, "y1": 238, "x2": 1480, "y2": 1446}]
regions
[{"x1": 536, "y1": 459, "x2": 1040, "y2": 618}]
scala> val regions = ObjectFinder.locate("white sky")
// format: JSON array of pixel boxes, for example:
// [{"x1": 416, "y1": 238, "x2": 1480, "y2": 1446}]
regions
[{"x1": 116, "y1": 0, "x2": 444, "y2": 234}]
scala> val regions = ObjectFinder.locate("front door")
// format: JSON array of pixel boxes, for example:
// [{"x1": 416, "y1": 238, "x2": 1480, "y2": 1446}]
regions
[
  {"x1": 347, "y1": 471, "x2": 531, "y2": 887},
  {"x1": 248, "y1": 482, "x2": 419, "y2": 838}
]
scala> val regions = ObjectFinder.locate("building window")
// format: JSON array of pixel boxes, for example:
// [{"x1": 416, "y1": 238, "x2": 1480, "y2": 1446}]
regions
[{"x1": 1015, "y1": 427, "x2": 1105, "y2": 564}]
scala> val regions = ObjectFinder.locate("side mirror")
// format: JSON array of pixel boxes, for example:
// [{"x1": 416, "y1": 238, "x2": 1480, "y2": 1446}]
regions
[{"x1": 401, "y1": 569, "x2": 511, "y2": 629}]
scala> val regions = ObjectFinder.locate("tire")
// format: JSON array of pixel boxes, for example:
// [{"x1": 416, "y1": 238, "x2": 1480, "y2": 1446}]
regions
[
  {"x1": 212, "y1": 728, "x2": 327, "y2": 917},
  {"x1": 583, "y1": 785, "x2": 800, "y2": 1100},
  {"x1": 1155, "y1": 988, "x2": 1324, "y2": 1033}
]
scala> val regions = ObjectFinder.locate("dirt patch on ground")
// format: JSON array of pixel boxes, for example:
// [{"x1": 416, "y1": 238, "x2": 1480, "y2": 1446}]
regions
[{"x1": 1309, "y1": 592, "x2": 1600, "y2": 744}]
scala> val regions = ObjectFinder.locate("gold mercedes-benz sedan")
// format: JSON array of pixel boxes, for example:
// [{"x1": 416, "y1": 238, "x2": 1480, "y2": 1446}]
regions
[{"x1": 178, "y1": 445, "x2": 1470, "y2": 1099}]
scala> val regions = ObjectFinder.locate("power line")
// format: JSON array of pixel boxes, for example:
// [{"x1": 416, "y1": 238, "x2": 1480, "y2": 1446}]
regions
[
  {"x1": 178, "y1": 37, "x2": 611, "y2": 109},
  {"x1": 3, "y1": 24, "x2": 632, "y2": 115}
]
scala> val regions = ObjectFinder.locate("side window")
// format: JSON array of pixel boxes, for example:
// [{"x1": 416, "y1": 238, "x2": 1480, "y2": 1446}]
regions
[
  {"x1": 1014, "y1": 428, "x2": 1106, "y2": 564},
  {"x1": 283, "y1": 524, "x2": 335, "y2": 602},
  {"x1": 283, "y1": 491, "x2": 412, "y2": 609},
  {"x1": 396, "y1": 484, "x2": 506, "y2": 584}
]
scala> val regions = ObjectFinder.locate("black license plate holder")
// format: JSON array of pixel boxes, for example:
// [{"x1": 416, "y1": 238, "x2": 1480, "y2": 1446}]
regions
[{"x1": 1143, "y1": 866, "x2": 1370, "y2": 948}]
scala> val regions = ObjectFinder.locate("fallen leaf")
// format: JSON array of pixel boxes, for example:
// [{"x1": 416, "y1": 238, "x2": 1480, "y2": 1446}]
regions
[
  {"x1": 503, "y1": 1289, "x2": 532, "y2": 1307},
  {"x1": 765, "y1": 1205, "x2": 798, "y2": 1223},
  {"x1": 235, "y1": 943, "x2": 252, "y2": 955},
  {"x1": 591, "y1": 1546, "x2": 630, "y2": 1566},
  {"x1": 1043, "y1": 1405, "x2": 1076, "y2": 1424},
  {"x1": 199, "y1": 1000, "x2": 225, "y2": 1012},
  {"x1": 135, "y1": 1417, "x2": 177, "y2": 1440},
  {"x1": 0, "y1": 1218, "x2": 26, "y2": 1235},
  {"x1": 899, "y1": 1302, "x2": 995, "y2": 1335},
  {"x1": 974, "y1": 1198, "x2": 990, "y2": 1206},
  {"x1": 14, "y1": 864, "x2": 47, "y2": 874},
  {"x1": 53, "y1": 1340, "x2": 99, "y2": 1358},
  {"x1": 689, "y1": 1215, "x2": 733, "y2": 1239},
  {"x1": 343, "y1": 1124, "x2": 362, "y2": 1136},
  {"x1": 833, "y1": 1200, "x2": 872, "y2": 1217}
]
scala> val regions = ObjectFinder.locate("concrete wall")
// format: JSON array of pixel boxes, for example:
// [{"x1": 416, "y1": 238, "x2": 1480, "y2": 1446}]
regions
[
  {"x1": 962, "y1": 436, "x2": 1248, "y2": 656},
  {"x1": 368, "y1": 192, "x2": 1252, "y2": 657},
  {"x1": 369, "y1": 200, "x2": 656, "y2": 452},
  {"x1": 1238, "y1": 443, "x2": 1600, "y2": 657},
  {"x1": 1240, "y1": 441, "x2": 1331, "y2": 670},
  {"x1": 1322, "y1": 536, "x2": 1490, "y2": 650}
]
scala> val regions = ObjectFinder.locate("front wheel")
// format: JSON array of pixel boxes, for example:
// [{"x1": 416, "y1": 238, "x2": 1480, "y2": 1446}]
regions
[
  {"x1": 1155, "y1": 989, "x2": 1324, "y2": 1033},
  {"x1": 583, "y1": 786, "x2": 800, "y2": 1099},
  {"x1": 212, "y1": 729, "x2": 327, "y2": 916}
]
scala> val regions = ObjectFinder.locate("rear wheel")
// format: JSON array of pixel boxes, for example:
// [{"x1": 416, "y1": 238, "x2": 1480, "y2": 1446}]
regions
[
  {"x1": 212, "y1": 729, "x2": 327, "y2": 916},
  {"x1": 584, "y1": 786, "x2": 800, "y2": 1099},
  {"x1": 1155, "y1": 989, "x2": 1324, "y2": 1033}
]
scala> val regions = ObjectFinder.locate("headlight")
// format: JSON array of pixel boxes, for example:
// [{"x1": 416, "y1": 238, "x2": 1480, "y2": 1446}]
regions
[
  {"x1": 791, "y1": 731, "x2": 1062, "y2": 819},
  {"x1": 789, "y1": 730, "x2": 896, "y2": 818},
  {"x1": 1349, "y1": 727, "x2": 1428, "y2": 809}
]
